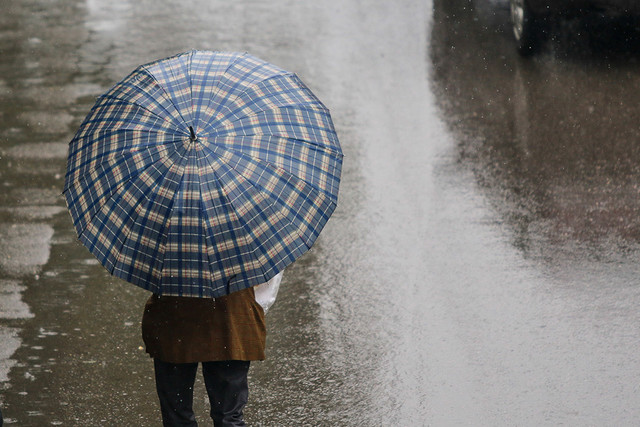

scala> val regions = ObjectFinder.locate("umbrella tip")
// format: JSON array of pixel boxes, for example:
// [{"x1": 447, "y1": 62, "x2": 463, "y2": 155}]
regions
[{"x1": 189, "y1": 126, "x2": 196, "y2": 141}]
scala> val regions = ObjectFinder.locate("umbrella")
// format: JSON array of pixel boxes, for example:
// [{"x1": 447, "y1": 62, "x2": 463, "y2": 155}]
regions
[{"x1": 63, "y1": 50, "x2": 342, "y2": 298}]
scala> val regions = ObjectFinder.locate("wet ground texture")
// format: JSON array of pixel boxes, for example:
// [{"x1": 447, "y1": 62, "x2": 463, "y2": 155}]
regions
[{"x1": 3, "y1": 0, "x2": 640, "y2": 425}]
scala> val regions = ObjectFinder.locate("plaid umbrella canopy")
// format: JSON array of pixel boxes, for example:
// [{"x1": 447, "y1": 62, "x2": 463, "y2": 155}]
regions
[{"x1": 63, "y1": 50, "x2": 342, "y2": 298}]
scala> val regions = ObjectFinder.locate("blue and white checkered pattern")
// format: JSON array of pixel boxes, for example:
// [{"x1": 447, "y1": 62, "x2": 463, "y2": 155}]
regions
[{"x1": 64, "y1": 50, "x2": 342, "y2": 298}]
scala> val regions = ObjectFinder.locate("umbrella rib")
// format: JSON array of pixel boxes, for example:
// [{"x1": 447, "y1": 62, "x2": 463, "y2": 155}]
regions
[
  {"x1": 195, "y1": 175, "x2": 223, "y2": 291},
  {"x1": 210, "y1": 141, "x2": 341, "y2": 202},
  {"x1": 74, "y1": 113, "x2": 181, "y2": 140},
  {"x1": 76, "y1": 172, "x2": 139, "y2": 270},
  {"x1": 202, "y1": 73, "x2": 327, "y2": 135},
  {"x1": 200, "y1": 52, "x2": 249, "y2": 121},
  {"x1": 190, "y1": 50, "x2": 220, "y2": 132},
  {"x1": 195, "y1": 162, "x2": 244, "y2": 294},
  {"x1": 220, "y1": 101, "x2": 331, "y2": 129},
  {"x1": 200, "y1": 153, "x2": 276, "y2": 285},
  {"x1": 67, "y1": 94, "x2": 187, "y2": 163},
  {"x1": 212, "y1": 72, "x2": 323, "y2": 117},
  {"x1": 65, "y1": 135, "x2": 185, "y2": 194},
  {"x1": 153, "y1": 142, "x2": 203, "y2": 290},
  {"x1": 164, "y1": 54, "x2": 194, "y2": 124},
  {"x1": 187, "y1": 51, "x2": 196, "y2": 129},
  {"x1": 206, "y1": 145, "x2": 337, "y2": 249},
  {"x1": 213, "y1": 106, "x2": 341, "y2": 155},
  {"x1": 111, "y1": 143, "x2": 191, "y2": 285},
  {"x1": 97, "y1": 90, "x2": 188, "y2": 133},
  {"x1": 70, "y1": 140, "x2": 184, "y2": 237},
  {"x1": 208, "y1": 135, "x2": 343, "y2": 189},
  {"x1": 138, "y1": 65, "x2": 193, "y2": 129},
  {"x1": 67, "y1": 129, "x2": 183, "y2": 177},
  {"x1": 220, "y1": 131, "x2": 342, "y2": 159},
  {"x1": 204, "y1": 54, "x2": 281, "y2": 130}
]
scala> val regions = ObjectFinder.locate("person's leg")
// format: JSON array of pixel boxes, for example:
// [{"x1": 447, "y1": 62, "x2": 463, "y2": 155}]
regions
[
  {"x1": 202, "y1": 360, "x2": 250, "y2": 427},
  {"x1": 153, "y1": 358, "x2": 199, "y2": 427}
]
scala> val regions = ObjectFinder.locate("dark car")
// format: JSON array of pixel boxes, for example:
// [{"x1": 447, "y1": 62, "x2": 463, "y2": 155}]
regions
[{"x1": 510, "y1": 0, "x2": 640, "y2": 55}]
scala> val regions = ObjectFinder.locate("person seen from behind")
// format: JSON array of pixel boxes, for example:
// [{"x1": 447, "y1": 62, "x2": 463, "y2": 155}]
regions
[{"x1": 141, "y1": 272, "x2": 282, "y2": 427}]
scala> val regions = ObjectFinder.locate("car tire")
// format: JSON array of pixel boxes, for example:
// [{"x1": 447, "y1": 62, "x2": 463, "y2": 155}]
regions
[{"x1": 510, "y1": 0, "x2": 546, "y2": 55}]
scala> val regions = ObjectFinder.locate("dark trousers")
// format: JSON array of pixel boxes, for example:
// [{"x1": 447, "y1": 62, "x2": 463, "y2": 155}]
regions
[{"x1": 153, "y1": 359, "x2": 250, "y2": 427}]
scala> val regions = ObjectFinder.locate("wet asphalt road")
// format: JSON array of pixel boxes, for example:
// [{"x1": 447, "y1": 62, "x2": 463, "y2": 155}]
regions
[{"x1": 2, "y1": 0, "x2": 640, "y2": 425}]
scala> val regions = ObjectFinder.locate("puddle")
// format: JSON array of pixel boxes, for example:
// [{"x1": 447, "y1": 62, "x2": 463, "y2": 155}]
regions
[
  {"x1": 0, "y1": 328, "x2": 21, "y2": 383},
  {"x1": 0, "y1": 280, "x2": 33, "y2": 320},
  {"x1": 0, "y1": 223, "x2": 54, "y2": 276},
  {"x1": 3, "y1": 142, "x2": 68, "y2": 160}
]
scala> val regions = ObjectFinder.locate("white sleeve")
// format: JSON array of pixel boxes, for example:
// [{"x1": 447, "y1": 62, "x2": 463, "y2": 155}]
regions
[{"x1": 254, "y1": 272, "x2": 283, "y2": 314}]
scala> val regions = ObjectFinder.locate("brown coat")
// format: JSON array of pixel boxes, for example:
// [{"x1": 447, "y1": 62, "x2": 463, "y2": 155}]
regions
[{"x1": 141, "y1": 287, "x2": 266, "y2": 364}]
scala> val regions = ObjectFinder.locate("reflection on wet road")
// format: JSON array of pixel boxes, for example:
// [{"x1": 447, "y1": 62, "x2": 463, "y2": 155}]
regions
[
  {"x1": 430, "y1": 0, "x2": 640, "y2": 424},
  {"x1": 2, "y1": 0, "x2": 640, "y2": 425}
]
